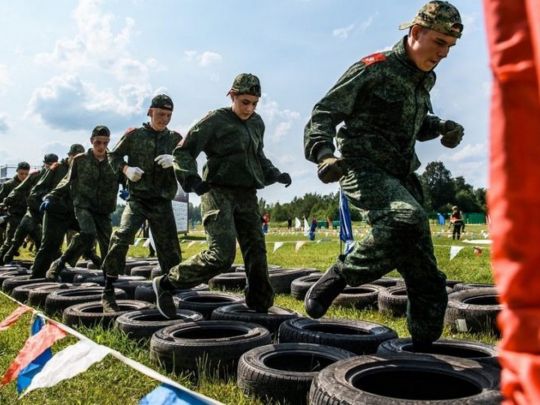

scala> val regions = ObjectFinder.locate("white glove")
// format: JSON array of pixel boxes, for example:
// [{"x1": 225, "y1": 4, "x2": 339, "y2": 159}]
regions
[
  {"x1": 154, "y1": 154, "x2": 174, "y2": 169},
  {"x1": 0, "y1": 216, "x2": 5, "y2": 225},
  {"x1": 124, "y1": 166, "x2": 145, "y2": 182}
]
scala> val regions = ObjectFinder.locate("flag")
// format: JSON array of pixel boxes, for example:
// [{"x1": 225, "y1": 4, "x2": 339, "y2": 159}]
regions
[
  {"x1": 339, "y1": 188, "x2": 354, "y2": 255},
  {"x1": 21, "y1": 340, "x2": 110, "y2": 397},
  {"x1": 0, "y1": 306, "x2": 32, "y2": 332},
  {"x1": 17, "y1": 316, "x2": 52, "y2": 393},
  {"x1": 449, "y1": 246, "x2": 464, "y2": 260},
  {"x1": 294, "y1": 217, "x2": 301, "y2": 230},
  {"x1": 295, "y1": 241, "x2": 307, "y2": 252},
  {"x1": 303, "y1": 218, "x2": 310, "y2": 237},
  {"x1": 140, "y1": 383, "x2": 210, "y2": 405},
  {"x1": 273, "y1": 242, "x2": 284, "y2": 253},
  {"x1": 1, "y1": 322, "x2": 66, "y2": 386}
]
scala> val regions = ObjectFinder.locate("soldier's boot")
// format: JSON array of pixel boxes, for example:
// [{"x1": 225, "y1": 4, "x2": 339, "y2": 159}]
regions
[
  {"x1": 2, "y1": 248, "x2": 15, "y2": 265},
  {"x1": 86, "y1": 251, "x2": 102, "y2": 269},
  {"x1": 153, "y1": 276, "x2": 177, "y2": 319},
  {"x1": 304, "y1": 264, "x2": 347, "y2": 319},
  {"x1": 46, "y1": 257, "x2": 66, "y2": 281},
  {"x1": 101, "y1": 288, "x2": 119, "y2": 313}
]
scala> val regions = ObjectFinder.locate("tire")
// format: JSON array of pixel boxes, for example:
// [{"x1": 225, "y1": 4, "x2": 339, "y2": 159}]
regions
[
  {"x1": 11, "y1": 282, "x2": 62, "y2": 303},
  {"x1": 211, "y1": 304, "x2": 299, "y2": 334},
  {"x1": 0, "y1": 265, "x2": 23, "y2": 272},
  {"x1": 445, "y1": 288, "x2": 501, "y2": 335},
  {"x1": 208, "y1": 272, "x2": 247, "y2": 291},
  {"x1": 269, "y1": 268, "x2": 315, "y2": 294},
  {"x1": 130, "y1": 266, "x2": 154, "y2": 279},
  {"x1": 176, "y1": 291, "x2": 244, "y2": 319},
  {"x1": 3, "y1": 276, "x2": 48, "y2": 294},
  {"x1": 0, "y1": 269, "x2": 31, "y2": 285},
  {"x1": 28, "y1": 283, "x2": 75, "y2": 307},
  {"x1": 81, "y1": 275, "x2": 147, "y2": 285},
  {"x1": 112, "y1": 280, "x2": 152, "y2": 299},
  {"x1": 237, "y1": 343, "x2": 355, "y2": 405},
  {"x1": 124, "y1": 260, "x2": 151, "y2": 275},
  {"x1": 377, "y1": 285, "x2": 408, "y2": 317},
  {"x1": 63, "y1": 300, "x2": 152, "y2": 328},
  {"x1": 59, "y1": 267, "x2": 99, "y2": 283},
  {"x1": 290, "y1": 273, "x2": 323, "y2": 300},
  {"x1": 150, "y1": 267, "x2": 162, "y2": 279},
  {"x1": 134, "y1": 283, "x2": 209, "y2": 303},
  {"x1": 309, "y1": 354, "x2": 501, "y2": 405},
  {"x1": 150, "y1": 320, "x2": 272, "y2": 375},
  {"x1": 278, "y1": 318, "x2": 397, "y2": 355},
  {"x1": 453, "y1": 283, "x2": 495, "y2": 292},
  {"x1": 376, "y1": 338, "x2": 500, "y2": 368},
  {"x1": 369, "y1": 277, "x2": 403, "y2": 288},
  {"x1": 71, "y1": 271, "x2": 104, "y2": 283},
  {"x1": 333, "y1": 284, "x2": 385, "y2": 310},
  {"x1": 44, "y1": 287, "x2": 127, "y2": 315},
  {"x1": 115, "y1": 308, "x2": 204, "y2": 341}
]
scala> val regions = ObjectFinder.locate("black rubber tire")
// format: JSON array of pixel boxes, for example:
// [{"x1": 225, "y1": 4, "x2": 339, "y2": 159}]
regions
[
  {"x1": 130, "y1": 265, "x2": 154, "y2": 279},
  {"x1": 369, "y1": 277, "x2": 403, "y2": 288},
  {"x1": 44, "y1": 287, "x2": 127, "y2": 315},
  {"x1": 59, "y1": 267, "x2": 99, "y2": 283},
  {"x1": 112, "y1": 280, "x2": 152, "y2": 299},
  {"x1": 63, "y1": 300, "x2": 152, "y2": 328},
  {"x1": 237, "y1": 343, "x2": 355, "y2": 405},
  {"x1": 150, "y1": 320, "x2": 272, "y2": 375},
  {"x1": 150, "y1": 267, "x2": 162, "y2": 279},
  {"x1": 453, "y1": 283, "x2": 496, "y2": 292},
  {"x1": 208, "y1": 272, "x2": 247, "y2": 291},
  {"x1": 376, "y1": 337, "x2": 500, "y2": 368},
  {"x1": 290, "y1": 273, "x2": 323, "y2": 300},
  {"x1": 11, "y1": 282, "x2": 62, "y2": 303},
  {"x1": 445, "y1": 288, "x2": 501, "y2": 335},
  {"x1": 235, "y1": 265, "x2": 282, "y2": 272},
  {"x1": 71, "y1": 271, "x2": 104, "y2": 283},
  {"x1": 123, "y1": 260, "x2": 151, "y2": 275},
  {"x1": 82, "y1": 275, "x2": 146, "y2": 285},
  {"x1": 115, "y1": 308, "x2": 204, "y2": 340},
  {"x1": 377, "y1": 285, "x2": 408, "y2": 317},
  {"x1": 12, "y1": 260, "x2": 33, "y2": 269},
  {"x1": 134, "y1": 283, "x2": 209, "y2": 303},
  {"x1": 0, "y1": 265, "x2": 23, "y2": 272},
  {"x1": 0, "y1": 269, "x2": 31, "y2": 285},
  {"x1": 446, "y1": 279, "x2": 463, "y2": 289},
  {"x1": 333, "y1": 284, "x2": 385, "y2": 310},
  {"x1": 3, "y1": 276, "x2": 47, "y2": 294},
  {"x1": 210, "y1": 304, "x2": 299, "y2": 334},
  {"x1": 269, "y1": 268, "x2": 315, "y2": 294},
  {"x1": 278, "y1": 318, "x2": 398, "y2": 355},
  {"x1": 309, "y1": 354, "x2": 501, "y2": 405},
  {"x1": 27, "y1": 283, "x2": 98, "y2": 307},
  {"x1": 176, "y1": 291, "x2": 244, "y2": 319}
]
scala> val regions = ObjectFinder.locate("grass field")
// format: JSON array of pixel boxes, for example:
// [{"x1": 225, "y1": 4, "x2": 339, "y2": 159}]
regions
[{"x1": 0, "y1": 223, "x2": 496, "y2": 404}]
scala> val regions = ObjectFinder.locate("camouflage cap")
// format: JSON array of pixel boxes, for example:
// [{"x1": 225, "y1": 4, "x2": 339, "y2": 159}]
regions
[
  {"x1": 150, "y1": 94, "x2": 174, "y2": 111},
  {"x1": 68, "y1": 144, "x2": 85, "y2": 156},
  {"x1": 229, "y1": 73, "x2": 261, "y2": 97},
  {"x1": 91, "y1": 125, "x2": 111, "y2": 138},
  {"x1": 43, "y1": 153, "x2": 59, "y2": 164},
  {"x1": 17, "y1": 161, "x2": 30, "y2": 171},
  {"x1": 399, "y1": 1, "x2": 463, "y2": 38}
]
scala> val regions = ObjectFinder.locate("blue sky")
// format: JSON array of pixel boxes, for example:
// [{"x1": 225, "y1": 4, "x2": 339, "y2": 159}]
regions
[{"x1": 0, "y1": 0, "x2": 489, "y2": 205}]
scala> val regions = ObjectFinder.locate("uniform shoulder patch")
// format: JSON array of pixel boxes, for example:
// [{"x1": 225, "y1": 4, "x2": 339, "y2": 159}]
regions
[{"x1": 360, "y1": 52, "x2": 387, "y2": 67}]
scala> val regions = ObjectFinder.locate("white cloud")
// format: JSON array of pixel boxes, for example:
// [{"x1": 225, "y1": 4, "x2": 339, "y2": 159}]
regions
[
  {"x1": 0, "y1": 65, "x2": 10, "y2": 89},
  {"x1": 445, "y1": 143, "x2": 486, "y2": 162},
  {"x1": 333, "y1": 24, "x2": 355, "y2": 40},
  {"x1": 184, "y1": 50, "x2": 223, "y2": 67},
  {"x1": 0, "y1": 114, "x2": 9, "y2": 133},
  {"x1": 257, "y1": 95, "x2": 301, "y2": 142},
  {"x1": 332, "y1": 15, "x2": 374, "y2": 40}
]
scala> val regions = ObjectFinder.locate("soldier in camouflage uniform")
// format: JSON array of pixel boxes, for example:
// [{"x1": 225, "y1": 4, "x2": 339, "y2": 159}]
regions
[
  {"x1": 0, "y1": 162, "x2": 30, "y2": 263},
  {"x1": 303, "y1": 1, "x2": 465, "y2": 348},
  {"x1": 0, "y1": 155, "x2": 58, "y2": 265},
  {"x1": 26, "y1": 145, "x2": 89, "y2": 277},
  {"x1": 152, "y1": 74, "x2": 292, "y2": 319},
  {"x1": 45, "y1": 126, "x2": 118, "y2": 281},
  {"x1": 100, "y1": 94, "x2": 182, "y2": 311}
]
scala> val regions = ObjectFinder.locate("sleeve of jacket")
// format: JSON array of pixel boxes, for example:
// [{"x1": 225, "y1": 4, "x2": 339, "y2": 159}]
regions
[
  {"x1": 173, "y1": 113, "x2": 214, "y2": 191},
  {"x1": 417, "y1": 114, "x2": 442, "y2": 141},
  {"x1": 304, "y1": 61, "x2": 368, "y2": 163},
  {"x1": 48, "y1": 160, "x2": 76, "y2": 201},
  {"x1": 108, "y1": 129, "x2": 133, "y2": 175},
  {"x1": 5, "y1": 172, "x2": 38, "y2": 206}
]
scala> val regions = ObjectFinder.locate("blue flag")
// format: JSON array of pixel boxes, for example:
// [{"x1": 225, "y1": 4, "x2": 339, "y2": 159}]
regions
[
  {"x1": 140, "y1": 384, "x2": 210, "y2": 405},
  {"x1": 17, "y1": 315, "x2": 53, "y2": 393},
  {"x1": 339, "y1": 188, "x2": 354, "y2": 255},
  {"x1": 437, "y1": 212, "x2": 445, "y2": 225}
]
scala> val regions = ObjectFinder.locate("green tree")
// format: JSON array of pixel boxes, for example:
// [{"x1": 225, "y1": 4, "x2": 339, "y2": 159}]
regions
[{"x1": 421, "y1": 161, "x2": 456, "y2": 212}]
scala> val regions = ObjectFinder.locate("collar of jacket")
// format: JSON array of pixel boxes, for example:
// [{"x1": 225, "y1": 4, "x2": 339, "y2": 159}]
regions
[
  {"x1": 142, "y1": 122, "x2": 169, "y2": 135},
  {"x1": 393, "y1": 36, "x2": 435, "y2": 85}
]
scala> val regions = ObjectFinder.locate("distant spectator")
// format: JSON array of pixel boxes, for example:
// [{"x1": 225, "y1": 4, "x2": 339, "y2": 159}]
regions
[
  {"x1": 287, "y1": 217, "x2": 292, "y2": 230},
  {"x1": 262, "y1": 213, "x2": 270, "y2": 234},
  {"x1": 450, "y1": 205, "x2": 464, "y2": 240},
  {"x1": 309, "y1": 217, "x2": 317, "y2": 241}
]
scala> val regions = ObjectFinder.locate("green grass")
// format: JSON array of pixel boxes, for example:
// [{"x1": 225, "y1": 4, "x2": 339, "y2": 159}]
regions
[{"x1": 0, "y1": 224, "x2": 495, "y2": 404}]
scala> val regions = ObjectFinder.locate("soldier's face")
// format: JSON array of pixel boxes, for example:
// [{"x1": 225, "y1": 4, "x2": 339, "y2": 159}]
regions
[
  {"x1": 409, "y1": 26, "x2": 457, "y2": 71},
  {"x1": 148, "y1": 108, "x2": 172, "y2": 131},
  {"x1": 91, "y1": 135, "x2": 110, "y2": 159},
  {"x1": 16, "y1": 169, "x2": 29, "y2": 182},
  {"x1": 231, "y1": 94, "x2": 259, "y2": 121}
]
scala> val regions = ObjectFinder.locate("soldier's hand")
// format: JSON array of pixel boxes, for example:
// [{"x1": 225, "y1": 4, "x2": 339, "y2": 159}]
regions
[
  {"x1": 119, "y1": 189, "x2": 129, "y2": 201},
  {"x1": 124, "y1": 166, "x2": 145, "y2": 182},
  {"x1": 317, "y1": 156, "x2": 344, "y2": 183},
  {"x1": 276, "y1": 172, "x2": 292, "y2": 187},
  {"x1": 439, "y1": 120, "x2": 464, "y2": 148},
  {"x1": 39, "y1": 198, "x2": 50, "y2": 213},
  {"x1": 154, "y1": 154, "x2": 174, "y2": 169},
  {"x1": 192, "y1": 179, "x2": 211, "y2": 196}
]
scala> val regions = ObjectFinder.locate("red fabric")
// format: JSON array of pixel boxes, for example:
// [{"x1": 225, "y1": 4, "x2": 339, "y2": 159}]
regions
[
  {"x1": 484, "y1": 0, "x2": 540, "y2": 403},
  {"x1": 360, "y1": 52, "x2": 387, "y2": 66},
  {"x1": 0, "y1": 306, "x2": 32, "y2": 332},
  {"x1": 0, "y1": 322, "x2": 66, "y2": 386}
]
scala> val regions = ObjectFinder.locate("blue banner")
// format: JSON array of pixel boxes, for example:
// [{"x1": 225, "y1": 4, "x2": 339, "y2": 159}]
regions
[
  {"x1": 140, "y1": 384, "x2": 211, "y2": 405},
  {"x1": 339, "y1": 188, "x2": 354, "y2": 255}
]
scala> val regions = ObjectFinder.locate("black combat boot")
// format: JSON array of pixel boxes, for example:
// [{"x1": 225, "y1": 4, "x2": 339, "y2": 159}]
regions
[{"x1": 304, "y1": 264, "x2": 347, "y2": 318}]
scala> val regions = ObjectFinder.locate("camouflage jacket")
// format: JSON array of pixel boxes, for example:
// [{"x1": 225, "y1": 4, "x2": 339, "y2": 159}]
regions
[
  {"x1": 304, "y1": 36, "x2": 443, "y2": 178},
  {"x1": 0, "y1": 175, "x2": 24, "y2": 215},
  {"x1": 4, "y1": 169, "x2": 46, "y2": 215},
  {"x1": 109, "y1": 124, "x2": 182, "y2": 201},
  {"x1": 49, "y1": 149, "x2": 118, "y2": 214},
  {"x1": 27, "y1": 159, "x2": 71, "y2": 214},
  {"x1": 174, "y1": 107, "x2": 281, "y2": 190}
]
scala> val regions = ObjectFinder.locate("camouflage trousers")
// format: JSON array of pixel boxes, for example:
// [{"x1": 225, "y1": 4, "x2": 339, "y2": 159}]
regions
[
  {"x1": 168, "y1": 187, "x2": 274, "y2": 311},
  {"x1": 62, "y1": 207, "x2": 112, "y2": 266},
  {"x1": 2, "y1": 211, "x2": 41, "y2": 263},
  {"x1": 31, "y1": 210, "x2": 78, "y2": 278},
  {"x1": 338, "y1": 164, "x2": 447, "y2": 344},
  {"x1": 102, "y1": 198, "x2": 181, "y2": 278},
  {"x1": 0, "y1": 212, "x2": 24, "y2": 261}
]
